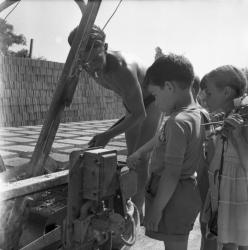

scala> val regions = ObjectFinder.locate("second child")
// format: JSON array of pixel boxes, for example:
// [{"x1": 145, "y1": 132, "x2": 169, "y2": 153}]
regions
[{"x1": 200, "y1": 66, "x2": 248, "y2": 250}]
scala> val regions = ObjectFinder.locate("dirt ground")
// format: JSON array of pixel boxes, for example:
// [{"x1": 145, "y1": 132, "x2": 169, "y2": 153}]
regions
[{"x1": 131, "y1": 216, "x2": 201, "y2": 250}]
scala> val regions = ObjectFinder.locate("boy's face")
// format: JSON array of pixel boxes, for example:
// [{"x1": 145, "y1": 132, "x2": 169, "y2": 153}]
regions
[
  {"x1": 203, "y1": 78, "x2": 226, "y2": 112},
  {"x1": 148, "y1": 82, "x2": 175, "y2": 113}
]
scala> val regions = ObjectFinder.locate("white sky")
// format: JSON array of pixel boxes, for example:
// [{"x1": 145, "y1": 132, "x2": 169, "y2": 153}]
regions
[{"x1": 1, "y1": 0, "x2": 248, "y2": 77}]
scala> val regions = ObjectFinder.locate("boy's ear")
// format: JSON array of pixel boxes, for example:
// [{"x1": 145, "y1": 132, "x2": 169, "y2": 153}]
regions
[
  {"x1": 164, "y1": 81, "x2": 175, "y2": 92},
  {"x1": 224, "y1": 86, "x2": 235, "y2": 99}
]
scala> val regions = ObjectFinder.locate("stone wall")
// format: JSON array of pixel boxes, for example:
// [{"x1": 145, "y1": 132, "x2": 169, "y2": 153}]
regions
[{"x1": 0, "y1": 55, "x2": 124, "y2": 126}]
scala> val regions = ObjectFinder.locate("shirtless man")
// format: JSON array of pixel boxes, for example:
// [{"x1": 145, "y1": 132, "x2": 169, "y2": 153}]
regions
[{"x1": 68, "y1": 25, "x2": 161, "y2": 220}]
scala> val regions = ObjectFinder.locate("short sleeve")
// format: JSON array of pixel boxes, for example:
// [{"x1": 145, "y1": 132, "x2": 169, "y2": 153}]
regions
[{"x1": 164, "y1": 118, "x2": 188, "y2": 166}]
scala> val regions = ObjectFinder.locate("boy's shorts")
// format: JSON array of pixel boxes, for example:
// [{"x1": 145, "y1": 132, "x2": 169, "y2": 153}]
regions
[{"x1": 145, "y1": 174, "x2": 201, "y2": 242}]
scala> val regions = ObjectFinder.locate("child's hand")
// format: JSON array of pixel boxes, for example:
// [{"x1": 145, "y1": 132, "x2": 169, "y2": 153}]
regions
[
  {"x1": 224, "y1": 113, "x2": 244, "y2": 129},
  {"x1": 224, "y1": 113, "x2": 244, "y2": 139},
  {"x1": 127, "y1": 151, "x2": 142, "y2": 170},
  {"x1": 144, "y1": 205, "x2": 162, "y2": 232}
]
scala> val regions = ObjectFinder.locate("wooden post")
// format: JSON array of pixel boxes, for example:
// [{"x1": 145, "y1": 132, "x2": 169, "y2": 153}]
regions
[
  {"x1": 0, "y1": 2, "x2": 102, "y2": 249},
  {"x1": 0, "y1": 0, "x2": 19, "y2": 13},
  {"x1": 30, "y1": 0, "x2": 102, "y2": 177},
  {"x1": 28, "y1": 38, "x2": 33, "y2": 58}
]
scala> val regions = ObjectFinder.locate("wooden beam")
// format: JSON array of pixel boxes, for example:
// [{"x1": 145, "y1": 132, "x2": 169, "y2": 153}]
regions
[
  {"x1": 0, "y1": 0, "x2": 18, "y2": 13},
  {"x1": 0, "y1": 170, "x2": 69, "y2": 201},
  {"x1": 29, "y1": 0, "x2": 102, "y2": 177},
  {"x1": 19, "y1": 226, "x2": 61, "y2": 250},
  {"x1": 75, "y1": 0, "x2": 87, "y2": 15}
]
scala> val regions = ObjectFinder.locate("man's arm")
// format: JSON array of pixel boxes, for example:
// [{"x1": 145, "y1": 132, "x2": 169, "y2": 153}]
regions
[
  {"x1": 135, "y1": 133, "x2": 158, "y2": 156},
  {"x1": 127, "y1": 134, "x2": 158, "y2": 169},
  {"x1": 88, "y1": 63, "x2": 147, "y2": 147}
]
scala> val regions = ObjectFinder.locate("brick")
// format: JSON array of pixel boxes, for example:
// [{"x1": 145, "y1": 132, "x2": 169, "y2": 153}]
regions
[
  {"x1": 15, "y1": 130, "x2": 40, "y2": 135},
  {"x1": 52, "y1": 142, "x2": 72, "y2": 149},
  {"x1": 57, "y1": 147, "x2": 83, "y2": 154},
  {"x1": 23, "y1": 134, "x2": 40, "y2": 139},
  {"x1": 55, "y1": 138, "x2": 87, "y2": 146},
  {"x1": 4, "y1": 157, "x2": 30, "y2": 167},
  {"x1": 2, "y1": 144, "x2": 35, "y2": 152},
  {"x1": 0, "y1": 131, "x2": 23, "y2": 137},
  {"x1": 49, "y1": 152, "x2": 69, "y2": 162},
  {"x1": 55, "y1": 132, "x2": 78, "y2": 138},
  {"x1": 0, "y1": 150, "x2": 18, "y2": 158},
  {"x1": 108, "y1": 141, "x2": 126, "y2": 147}
]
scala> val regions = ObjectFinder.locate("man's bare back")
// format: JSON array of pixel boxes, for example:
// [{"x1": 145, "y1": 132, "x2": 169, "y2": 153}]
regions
[{"x1": 96, "y1": 51, "x2": 150, "y2": 110}]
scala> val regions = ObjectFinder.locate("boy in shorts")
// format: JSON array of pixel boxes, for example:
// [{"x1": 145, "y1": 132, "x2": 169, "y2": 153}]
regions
[{"x1": 127, "y1": 54, "x2": 204, "y2": 250}]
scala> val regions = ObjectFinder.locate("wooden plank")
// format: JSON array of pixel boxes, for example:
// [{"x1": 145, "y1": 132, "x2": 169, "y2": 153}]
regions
[
  {"x1": 0, "y1": 0, "x2": 19, "y2": 13},
  {"x1": 1, "y1": 2, "x2": 101, "y2": 247},
  {"x1": 29, "y1": 0, "x2": 102, "y2": 177},
  {"x1": 63, "y1": 157, "x2": 84, "y2": 248},
  {"x1": 0, "y1": 170, "x2": 69, "y2": 201},
  {"x1": 20, "y1": 226, "x2": 61, "y2": 250}
]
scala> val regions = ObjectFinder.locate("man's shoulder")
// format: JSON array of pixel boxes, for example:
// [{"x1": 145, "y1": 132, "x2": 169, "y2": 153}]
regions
[{"x1": 110, "y1": 51, "x2": 147, "y2": 70}]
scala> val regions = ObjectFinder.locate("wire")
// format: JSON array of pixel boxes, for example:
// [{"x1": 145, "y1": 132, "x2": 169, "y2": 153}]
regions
[
  {"x1": 102, "y1": 0, "x2": 123, "y2": 31},
  {"x1": 3, "y1": 0, "x2": 21, "y2": 21}
]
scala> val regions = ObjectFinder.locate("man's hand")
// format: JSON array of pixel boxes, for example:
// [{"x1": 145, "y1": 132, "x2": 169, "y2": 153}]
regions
[
  {"x1": 88, "y1": 132, "x2": 111, "y2": 148},
  {"x1": 127, "y1": 151, "x2": 142, "y2": 170},
  {"x1": 144, "y1": 204, "x2": 162, "y2": 232}
]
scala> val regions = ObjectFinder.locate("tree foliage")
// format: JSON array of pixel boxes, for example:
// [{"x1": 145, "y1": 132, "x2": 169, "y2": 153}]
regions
[{"x1": 0, "y1": 18, "x2": 28, "y2": 57}]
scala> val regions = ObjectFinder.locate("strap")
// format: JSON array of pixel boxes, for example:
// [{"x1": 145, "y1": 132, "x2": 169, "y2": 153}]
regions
[
  {"x1": 200, "y1": 108, "x2": 210, "y2": 124},
  {"x1": 219, "y1": 138, "x2": 226, "y2": 178},
  {"x1": 216, "y1": 138, "x2": 226, "y2": 201}
]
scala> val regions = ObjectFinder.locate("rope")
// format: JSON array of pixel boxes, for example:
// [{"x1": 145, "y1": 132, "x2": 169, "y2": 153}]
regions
[{"x1": 102, "y1": 0, "x2": 123, "y2": 30}]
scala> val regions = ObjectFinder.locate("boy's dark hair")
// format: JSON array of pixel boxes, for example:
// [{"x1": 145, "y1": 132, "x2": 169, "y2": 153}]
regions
[
  {"x1": 200, "y1": 65, "x2": 247, "y2": 97},
  {"x1": 68, "y1": 25, "x2": 106, "y2": 51},
  {"x1": 145, "y1": 54, "x2": 194, "y2": 89}
]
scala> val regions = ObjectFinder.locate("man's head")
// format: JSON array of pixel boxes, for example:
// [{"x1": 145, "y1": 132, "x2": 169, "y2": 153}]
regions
[
  {"x1": 145, "y1": 54, "x2": 194, "y2": 113},
  {"x1": 200, "y1": 65, "x2": 247, "y2": 112},
  {"x1": 68, "y1": 25, "x2": 107, "y2": 72}
]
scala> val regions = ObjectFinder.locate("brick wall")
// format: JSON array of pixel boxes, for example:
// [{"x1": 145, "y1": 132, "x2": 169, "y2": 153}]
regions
[{"x1": 0, "y1": 55, "x2": 124, "y2": 126}]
